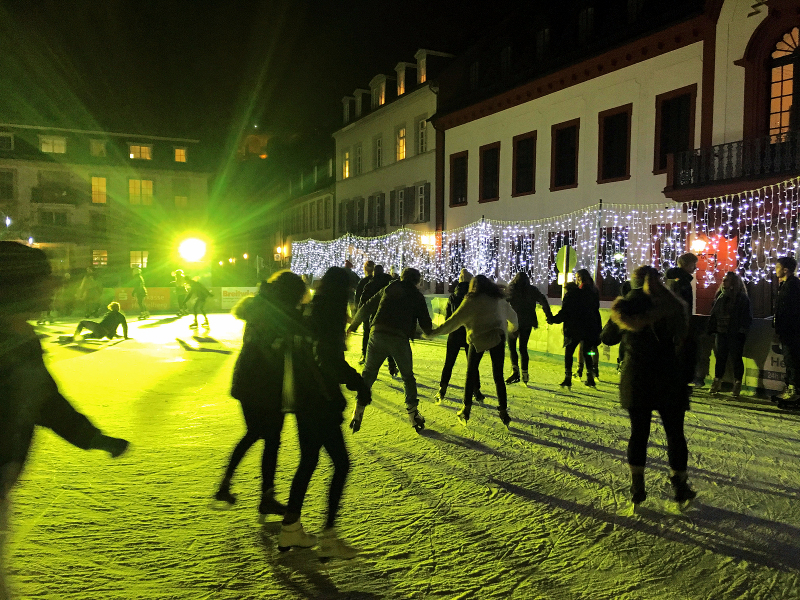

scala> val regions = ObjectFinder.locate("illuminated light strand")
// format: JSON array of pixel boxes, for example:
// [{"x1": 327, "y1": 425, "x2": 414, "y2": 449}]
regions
[{"x1": 291, "y1": 177, "x2": 800, "y2": 287}]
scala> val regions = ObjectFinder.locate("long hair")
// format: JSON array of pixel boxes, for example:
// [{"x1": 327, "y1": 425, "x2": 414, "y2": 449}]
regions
[
  {"x1": 508, "y1": 271, "x2": 531, "y2": 299},
  {"x1": 467, "y1": 274, "x2": 504, "y2": 299},
  {"x1": 721, "y1": 271, "x2": 747, "y2": 298},
  {"x1": 310, "y1": 266, "x2": 351, "y2": 341},
  {"x1": 576, "y1": 268, "x2": 596, "y2": 290}
]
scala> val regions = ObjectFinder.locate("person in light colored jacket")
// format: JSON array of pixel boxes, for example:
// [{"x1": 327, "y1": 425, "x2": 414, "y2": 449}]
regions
[{"x1": 429, "y1": 275, "x2": 518, "y2": 427}]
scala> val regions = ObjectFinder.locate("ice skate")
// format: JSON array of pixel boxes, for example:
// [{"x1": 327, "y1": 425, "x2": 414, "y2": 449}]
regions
[
  {"x1": 189, "y1": 321, "x2": 199, "y2": 329},
  {"x1": 318, "y1": 527, "x2": 359, "y2": 561},
  {"x1": 731, "y1": 380, "x2": 742, "y2": 397},
  {"x1": 277, "y1": 520, "x2": 317, "y2": 552},
  {"x1": 505, "y1": 367, "x2": 520, "y2": 385},
  {"x1": 559, "y1": 375, "x2": 572, "y2": 389},
  {"x1": 214, "y1": 483, "x2": 236, "y2": 505},
  {"x1": 434, "y1": 389, "x2": 445, "y2": 405},
  {"x1": 258, "y1": 493, "x2": 287, "y2": 522},
  {"x1": 709, "y1": 378, "x2": 722, "y2": 394},
  {"x1": 670, "y1": 473, "x2": 697, "y2": 506},
  {"x1": 456, "y1": 405, "x2": 470, "y2": 426},
  {"x1": 202, "y1": 321, "x2": 210, "y2": 329},
  {"x1": 630, "y1": 472, "x2": 646, "y2": 505},
  {"x1": 522, "y1": 370, "x2": 529, "y2": 384},
  {"x1": 584, "y1": 377, "x2": 596, "y2": 388},
  {"x1": 498, "y1": 407, "x2": 511, "y2": 428},
  {"x1": 407, "y1": 407, "x2": 425, "y2": 431},
  {"x1": 473, "y1": 389, "x2": 486, "y2": 403},
  {"x1": 773, "y1": 384, "x2": 797, "y2": 403}
]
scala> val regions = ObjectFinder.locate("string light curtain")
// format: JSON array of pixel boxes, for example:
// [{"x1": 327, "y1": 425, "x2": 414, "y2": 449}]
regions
[{"x1": 291, "y1": 176, "x2": 800, "y2": 286}]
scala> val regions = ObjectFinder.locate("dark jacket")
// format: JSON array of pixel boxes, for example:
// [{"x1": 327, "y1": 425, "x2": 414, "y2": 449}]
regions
[
  {"x1": 775, "y1": 275, "x2": 800, "y2": 342},
  {"x1": 611, "y1": 287, "x2": 690, "y2": 411},
  {"x1": 708, "y1": 290, "x2": 752, "y2": 336},
  {"x1": 665, "y1": 267, "x2": 694, "y2": 313},
  {"x1": 360, "y1": 273, "x2": 392, "y2": 310},
  {"x1": 185, "y1": 279, "x2": 211, "y2": 302},
  {"x1": 445, "y1": 281, "x2": 471, "y2": 345},
  {"x1": 99, "y1": 310, "x2": 128, "y2": 338},
  {"x1": 354, "y1": 276, "x2": 371, "y2": 308},
  {"x1": 352, "y1": 279, "x2": 432, "y2": 339},
  {"x1": 1, "y1": 324, "x2": 100, "y2": 471},
  {"x1": 550, "y1": 284, "x2": 601, "y2": 346},
  {"x1": 507, "y1": 285, "x2": 552, "y2": 330}
]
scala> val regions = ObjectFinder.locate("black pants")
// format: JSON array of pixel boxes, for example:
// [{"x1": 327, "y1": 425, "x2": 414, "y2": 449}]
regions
[
  {"x1": 782, "y1": 338, "x2": 800, "y2": 387},
  {"x1": 564, "y1": 340, "x2": 594, "y2": 381},
  {"x1": 286, "y1": 412, "x2": 350, "y2": 529},
  {"x1": 463, "y1": 337, "x2": 506, "y2": 410},
  {"x1": 508, "y1": 326, "x2": 532, "y2": 371},
  {"x1": 439, "y1": 333, "x2": 470, "y2": 393},
  {"x1": 223, "y1": 403, "x2": 284, "y2": 498},
  {"x1": 713, "y1": 332, "x2": 746, "y2": 380},
  {"x1": 361, "y1": 321, "x2": 370, "y2": 357},
  {"x1": 627, "y1": 405, "x2": 688, "y2": 471},
  {"x1": 193, "y1": 297, "x2": 207, "y2": 319},
  {"x1": 577, "y1": 342, "x2": 599, "y2": 376},
  {"x1": 75, "y1": 320, "x2": 112, "y2": 339}
]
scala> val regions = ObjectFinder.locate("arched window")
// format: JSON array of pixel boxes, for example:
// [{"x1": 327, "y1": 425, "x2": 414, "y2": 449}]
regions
[{"x1": 769, "y1": 27, "x2": 799, "y2": 140}]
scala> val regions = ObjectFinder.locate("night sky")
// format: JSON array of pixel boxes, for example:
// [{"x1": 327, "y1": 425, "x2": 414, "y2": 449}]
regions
[{"x1": 0, "y1": 0, "x2": 522, "y2": 166}]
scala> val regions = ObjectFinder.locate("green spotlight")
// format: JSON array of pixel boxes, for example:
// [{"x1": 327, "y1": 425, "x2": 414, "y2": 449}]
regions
[{"x1": 179, "y1": 238, "x2": 207, "y2": 262}]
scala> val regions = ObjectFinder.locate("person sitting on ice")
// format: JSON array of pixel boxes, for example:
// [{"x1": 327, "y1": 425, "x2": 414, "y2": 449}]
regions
[{"x1": 72, "y1": 301, "x2": 128, "y2": 341}]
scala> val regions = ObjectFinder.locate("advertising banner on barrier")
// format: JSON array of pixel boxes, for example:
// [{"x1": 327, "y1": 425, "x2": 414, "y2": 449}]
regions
[
  {"x1": 113, "y1": 288, "x2": 172, "y2": 311},
  {"x1": 221, "y1": 287, "x2": 258, "y2": 309}
]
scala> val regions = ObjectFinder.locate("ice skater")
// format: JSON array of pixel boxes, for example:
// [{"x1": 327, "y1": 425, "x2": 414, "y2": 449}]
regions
[
  {"x1": 773, "y1": 256, "x2": 800, "y2": 405},
  {"x1": 0, "y1": 242, "x2": 129, "y2": 600},
  {"x1": 428, "y1": 275, "x2": 518, "y2": 427},
  {"x1": 278, "y1": 266, "x2": 368, "y2": 558},
  {"x1": 77, "y1": 267, "x2": 103, "y2": 318},
  {"x1": 609, "y1": 265, "x2": 696, "y2": 506},
  {"x1": 548, "y1": 279, "x2": 598, "y2": 388},
  {"x1": 358, "y1": 265, "x2": 398, "y2": 377},
  {"x1": 504, "y1": 271, "x2": 552, "y2": 385},
  {"x1": 131, "y1": 267, "x2": 149, "y2": 319},
  {"x1": 214, "y1": 271, "x2": 307, "y2": 520},
  {"x1": 171, "y1": 270, "x2": 189, "y2": 316},
  {"x1": 575, "y1": 269, "x2": 602, "y2": 383},
  {"x1": 185, "y1": 276, "x2": 212, "y2": 328},
  {"x1": 354, "y1": 260, "x2": 375, "y2": 363},
  {"x1": 707, "y1": 272, "x2": 751, "y2": 397},
  {"x1": 72, "y1": 301, "x2": 128, "y2": 341}
]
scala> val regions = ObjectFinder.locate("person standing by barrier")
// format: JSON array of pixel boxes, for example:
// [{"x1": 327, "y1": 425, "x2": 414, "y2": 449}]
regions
[
  {"x1": 505, "y1": 271, "x2": 552, "y2": 385},
  {"x1": 773, "y1": 256, "x2": 800, "y2": 404},
  {"x1": 708, "y1": 272, "x2": 752, "y2": 397},
  {"x1": 131, "y1": 267, "x2": 149, "y2": 319}
]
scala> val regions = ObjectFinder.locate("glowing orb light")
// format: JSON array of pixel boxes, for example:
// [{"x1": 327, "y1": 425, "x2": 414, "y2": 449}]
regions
[{"x1": 179, "y1": 238, "x2": 207, "y2": 262}]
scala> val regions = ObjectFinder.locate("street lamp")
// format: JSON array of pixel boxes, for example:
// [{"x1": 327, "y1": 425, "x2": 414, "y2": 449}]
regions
[{"x1": 178, "y1": 238, "x2": 207, "y2": 262}]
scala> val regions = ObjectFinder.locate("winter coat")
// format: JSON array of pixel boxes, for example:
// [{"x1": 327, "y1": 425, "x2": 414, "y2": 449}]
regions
[
  {"x1": 611, "y1": 287, "x2": 690, "y2": 411},
  {"x1": 774, "y1": 275, "x2": 800, "y2": 343},
  {"x1": 185, "y1": 279, "x2": 211, "y2": 302},
  {"x1": 445, "y1": 281, "x2": 471, "y2": 346},
  {"x1": 665, "y1": 267, "x2": 694, "y2": 313},
  {"x1": 707, "y1": 290, "x2": 752, "y2": 336},
  {"x1": 507, "y1": 285, "x2": 552, "y2": 330},
  {"x1": 1, "y1": 322, "x2": 100, "y2": 475},
  {"x1": 359, "y1": 273, "x2": 392, "y2": 310},
  {"x1": 352, "y1": 279, "x2": 433, "y2": 339},
  {"x1": 432, "y1": 294, "x2": 518, "y2": 352},
  {"x1": 549, "y1": 285, "x2": 601, "y2": 346},
  {"x1": 354, "y1": 276, "x2": 371, "y2": 309}
]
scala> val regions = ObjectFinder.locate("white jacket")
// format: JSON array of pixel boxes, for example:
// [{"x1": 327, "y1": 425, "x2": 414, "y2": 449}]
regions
[{"x1": 431, "y1": 294, "x2": 518, "y2": 352}]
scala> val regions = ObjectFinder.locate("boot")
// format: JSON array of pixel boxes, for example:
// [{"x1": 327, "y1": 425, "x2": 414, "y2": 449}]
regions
[
  {"x1": 278, "y1": 520, "x2": 317, "y2": 551},
  {"x1": 505, "y1": 366, "x2": 521, "y2": 385},
  {"x1": 522, "y1": 370, "x2": 529, "y2": 384},
  {"x1": 559, "y1": 374, "x2": 572, "y2": 388},
  {"x1": 585, "y1": 372, "x2": 596, "y2": 388},
  {"x1": 498, "y1": 407, "x2": 511, "y2": 428},
  {"x1": 776, "y1": 384, "x2": 797, "y2": 401},
  {"x1": 214, "y1": 480, "x2": 236, "y2": 505},
  {"x1": 258, "y1": 489, "x2": 287, "y2": 521},
  {"x1": 434, "y1": 388, "x2": 445, "y2": 405},
  {"x1": 731, "y1": 380, "x2": 742, "y2": 397},
  {"x1": 318, "y1": 527, "x2": 359, "y2": 560},
  {"x1": 473, "y1": 388, "x2": 486, "y2": 403},
  {"x1": 407, "y1": 407, "x2": 425, "y2": 431},
  {"x1": 456, "y1": 405, "x2": 470, "y2": 426},
  {"x1": 630, "y1": 469, "x2": 646, "y2": 504},
  {"x1": 670, "y1": 472, "x2": 697, "y2": 504},
  {"x1": 709, "y1": 378, "x2": 722, "y2": 394}
]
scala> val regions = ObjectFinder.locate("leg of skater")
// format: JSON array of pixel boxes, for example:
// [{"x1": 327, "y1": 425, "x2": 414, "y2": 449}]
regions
[
  {"x1": 388, "y1": 337, "x2": 423, "y2": 427},
  {"x1": 627, "y1": 406, "x2": 652, "y2": 504},
  {"x1": 489, "y1": 338, "x2": 510, "y2": 425},
  {"x1": 519, "y1": 326, "x2": 532, "y2": 383},
  {"x1": 437, "y1": 334, "x2": 462, "y2": 402},
  {"x1": 360, "y1": 331, "x2": 389, "y2": 390},
  {"x1": 280, "y1": 414, "x2": 323, "y2": 550},
  {"x1": 582, "y1": 343, "x2": 596, "y2": 387},
  {"x1": 459, "y1": 345, "x2": 484, "y2": 424},
  {"x1": 730, "y1": 333, "x2": 746, "y2": 396},
  {"x1": 658, "y1": 406, "x2": 695, "y2": 502},
  {"x1": 318, "y1": 422, "x2": 358, "y2": 559},
  {"x1": 710, "y1": 333, "x2": 731, "y2": 393},
  {"x1": 215, "y1": 429, "x2": 260, "y2": 504},
  {"x1": 258, "y1": 411, "x2": 287, "y2": 519},
  {"x1": 506, "y1": 331, "x2": 520, "y2": 383},
  {"x1": 562, "y1": 340, "x2": 579, "y2": 387}
]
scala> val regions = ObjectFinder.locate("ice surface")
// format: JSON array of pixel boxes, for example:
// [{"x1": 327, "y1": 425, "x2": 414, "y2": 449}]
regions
[{"x1": 7, "y1": 315, "x2": 800, "y2": 599}]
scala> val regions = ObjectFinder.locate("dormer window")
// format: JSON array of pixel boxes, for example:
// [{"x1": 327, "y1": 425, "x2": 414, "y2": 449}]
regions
[
  {"x1": 344, "y1": 102, "x2": 350, "y2": 124},
  {"x1": 770, "y1": 27, "x2": 799, "y2": 140},
  {"x1": 129, "y1": 144, "x2": 152, "y2": 160},
  {"x1": 419, "y1": 58, "x2": 427, "y2": 84},
  {"x1": 398, "y1": 70, "x2": 405, "y2": 95},
  {"x1": 90, "y1": 139, "x2": 106, "y2": 157},
  {"x1": 371, "y1": 81, "x2": 386, "y2": 109},
  {"x1": 40, "y1": 135, "x2": 66, "y2": 154}
]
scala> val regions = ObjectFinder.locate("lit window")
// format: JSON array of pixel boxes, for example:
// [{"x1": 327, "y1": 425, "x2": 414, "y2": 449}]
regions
[
  {"x1": 130, "y1": 250, "x2": 148, "y2": 269},
  {"x1": 40, "y1": 136, "x2": 66, "y2": 153},
  {"x1": 174, "y1": 147, "x2": 187, "y2": 162},
  {"x1": 91, "y1": 176, "x2": 107, "y2": 204},
  {"x1": 129, "y1": 144, "x2": 152, "y2": 160},
  {"x1": 418, "y1": 119, "x2": 427, "y2": 154},
  {"x1": 398, "y1": 71, "x2": 405, "y2": 95},
  {"x1": 419, "y1": 58, "x2": 427, "y2": 83},
  {"x1": 92, "y1": 250, "x2": 108, "y2": 267},
  {"x1": 396, "y1": 127, "x2": 406, "y2": 161},
  {"x1": 129, "y1": 179, "x2": 153, "y2": 205},
  {"x1": 770, "y1": 27, "x2": 799, "y2": 140},
  {"x1": 0, "y1": 133, "x2": 14, "y2": 151},
  {"x1": 342, "y1": 151, "x2": 350, "y2": 179},
  {"x1": 90, "y1": 139, "x2": 106, "y2": 157}
]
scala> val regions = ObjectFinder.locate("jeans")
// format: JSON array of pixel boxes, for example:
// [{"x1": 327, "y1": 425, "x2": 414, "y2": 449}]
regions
[
  {"x1": 463, "y1": 338, "x2": 507, "y2": 410},
  {"x1": 564, "y1": 340, "x2": 594, "y2": 382},
  {"x1": 713, "y1": 332, "x2": 746, "y2": 380},
  {"x1": 439, "y1": 333, "x2": 470, "y2": 394},
  {"x1": 361, "y1": 320, "x2": 370, "y2": 357},
  {"x1": 362, "y1": 331, "x2": 418, "y2": 410},
  {"x1": 286, "y1": 412, "x2": 350, "y2": 529},
  {"x1": 627, "y1": 405, "x2": 688, "y2": 471},
  {"x1": 508, "y1": 326, "x2": 532, "y2": 371}
]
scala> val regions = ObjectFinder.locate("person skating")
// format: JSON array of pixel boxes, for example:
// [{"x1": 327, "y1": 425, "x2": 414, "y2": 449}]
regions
[
  {"x1": 359, "y1": 265, "x2": 399, "y2": 378},
  {"x1": 575, "y1": 269, "x2": 602, "y2": 383},
  {"x1": 214, "y1": 271, "x2": 307, "y2": 520},
  {"x1": 434, "y1": 269, "x2": 485, "y2": 403},
  {"x1": 504, "y1": 271, "x2": 552, "y2": 385},
  {"x1": 184, "y1": 276, "x2": 212, "y2": 328},
  {"x1": 428, "y1": 275, "x2": 518, "y2": 427},
  {"x1": 347, "y1": 268, "x2": 433, "y2": 431},
  {"x1": 707, "y1": 272, "x2": 752, "y2": 397},
  {"x1": 0, "y1": 242, "x2": 129, "y2": 600},
  {"x1": 609, "y1": 265, "x2": 696, "y2": 507},
  {"x1": 279, "y1": 267, "x2": 369, "y2": 558},
  {"x1": 72, "y1": 302, "x2": 128, "y2": 341},
  {"x1": 773, "y1": 256, "x2": 800, "y2": 405},
  {"x1": 171, "y1": 270, "x2": 189, "y2": 316},
  {"x1": 131, "y1": 267, "x2": 149, "y2": 319},
  {"x1": 548, "y1": 279, "x2": 599, "y2": 388},
  {"x1": 343, "y1": 260, "x2": 360, "y2": 310},
  {"x1": 354, "y1": 261, "x2": 375, "y2": 364}
]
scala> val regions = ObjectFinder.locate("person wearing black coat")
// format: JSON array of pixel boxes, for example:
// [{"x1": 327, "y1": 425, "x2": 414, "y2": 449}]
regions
[
  {"x1": 358, "y1": 265, "x2": 398, "y2": 377},
  {"x1": 505, "y1": 271, "x2": 552, "y2": 384},
  {"x1": 354, "y1": 261, "x2": 375, "y2": 363},
  {"x1": 435, "y1": 269, "x2": 484, "y2": 403},
  {"x1": 707, "y1": 272, "x2": 752, "y2": 397},
  {"x1": 774, "y1": 256, "x2": 800, "y2": 402},
  {"x1": 609, "y1": 265, "x2": 696, "y2": 506},
  {"x1": 575, "y1": 269, "x2": 602, "y2": 383},
  {"x1": 549, "y1": 279, "x2": 600, "y2": 388}
]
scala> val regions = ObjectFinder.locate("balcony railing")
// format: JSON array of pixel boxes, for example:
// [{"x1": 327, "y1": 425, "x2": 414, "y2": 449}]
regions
[{"x1": 671, "y1": 130, "x2": 800, "y2": 189}]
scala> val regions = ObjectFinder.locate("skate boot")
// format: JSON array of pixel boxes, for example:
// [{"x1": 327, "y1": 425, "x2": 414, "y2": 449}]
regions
[
  {"x1": 585, "y1": 373, "x2": 596, "y2": 388},
  {"x1": 576, "y1": 367, "x2": 583, "y2": 380},
  {"x1": 522, "y1": 370, "x2": 529, "y2": 384},
  {"x1": 277, "y1": 520, "x2": 317, "y2": 552},
  {"x1": 456, "y1": 405, "x2": 470, "y2": 426},
  {"x1": 434, "y1": 388, "x2": 445, "y2": 405},
  {"x1": 473, "y1": 389, "x2": 486, "y2": 403},
  {"x1": 318, "y1": 527, "x2": 359, "y2": 561},
  {"x1": 407, "y1": 407, "x2": 425, "y2": 431},
  {"x1": 709, "y1": 378, "x2": 722, "y2": 394},
  {"x1": 630, "y1": 472, "x2": 646, "y2": 505},
  {"x1": 202, "y1": 320, "x2": 210, "y2": 328},
  {"x1": 670, "y1": 472, "x2": 697, "y2": 505},
  {"x1": 559, "y1": 374, "x2": 572, "y2": 389},
  {"x1": 731, "y1": 380, "x2": 742, "y2": 398},
  {"x1": 258, "y1": 490, "x2": 287, "y2": 522},
  {"x1": 505, "y1": 367, "x2": 521, "y2": 385},
  {"x1": 498, "y1": 407, "x2": 511, "y2": 428},
  {"x1": 214, "y1": 482, "x2": 237, "y2": 505},
  {"x1": 189, "y1": 321, "x2": 199, "y2": 329}
]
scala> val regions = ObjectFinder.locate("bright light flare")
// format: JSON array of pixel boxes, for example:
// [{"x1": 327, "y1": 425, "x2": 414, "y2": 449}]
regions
[{"x1": 179, "y1": 238, "x2": 207, "y2": 262}]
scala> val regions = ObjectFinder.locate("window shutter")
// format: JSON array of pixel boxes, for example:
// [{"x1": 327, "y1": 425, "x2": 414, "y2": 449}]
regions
[
  {"x1": 405, "y1": 186, "x2": 415, "y2": 224},
  {"x1": 377, "y1": 193, "x2": 385, "y2": 227},
  {"x1": 423, "y1": 182, "x2": 431, "y2": 222},
  {"x1": 338, "y1": 202, "x2": 345, "y2": 234},
  {"x1": 390, "y1": 190, "x2": 397, "y2": 226},
  {"x1": 367, "y1": 195, "x2": 375, "y2": 227},
  {"x1": 357, "y1": 197, "x2": 365, "y2": 229}
]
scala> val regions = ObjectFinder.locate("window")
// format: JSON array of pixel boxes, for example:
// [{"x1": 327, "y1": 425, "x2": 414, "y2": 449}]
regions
[
  {"x1": 129, "y1": 144, "x2": 152, "y2": 160},
  {"x1": 90, "y1": 139, "x2": 106, "y2": 157},
  {"x1": 173, "y1": 178, "x2": 190, "y2": 208},
  {"x1": 398, "y1": 71, "x2": 405, "y2": 95},
  {"x1": 419, "y1": 58, "x2": 427, "y2": 83},
  {"x1": 174, "y1": 147, "x2": 187, "y2": 163},
  {"x1": 598, "y1": 104, "x2": 632, "y2": 182},
  {"x1": 90, "y1": 212, "x2": 106, "y2": 231},
  {"x1": 551, "y1": 119, "x2": 580, "y2": 190},
  {"x1": 355, "y1": 144, "x2": 362, "y2": 175},
  {"x1": 342, "y1": 150, "x2": 350, "y2": 179},
  {"x1": 654, "y1": 84, "x2": 696, "y2": 173},
  {"x1": 398, "y1": 189, "x2": 405, "y2": 225},
  {"x1": 0, "y1": 170, "x2": 14, "y2": 200},
  {"x1": 375, "y1": 137, "x2": 383, "y2": 168},
  {"x1": 513, "y1": 131, "x2": 536, "y2": 196},
  {"x1": 396, "y1": 127, "x2": 406, "y2": 161},
  {"x1": 418, "y1": 185, "x2": 425, "y2": 222},
  {"x1": 0, "y1": 133, "x2": 14, "y2": 151},
  {"x1": 325, "y1": 198, "x2": 332, "y2": 228},
  {"x1": 770, "y1": 27, "x2": 799, "y2": 140},
  {"x1": 578, "y1": 7, "x2": 594, "y2": 45},
  {"x1": 129, "y1": 179, "x2": 154, "y2": 205},
  {"x1": 343, "y1": 102, "x2": 350, "y2": 124},
  {"x1": 371, "y1": 82, "x2": 385, "y2": 109},
  {"x1": 91, "y1": 176, "x2": 107, "y2": 204},
  {"x1": 450, "y1": 151, "x2": 468, "y2": 206},
  {"x1": 470, "y1": 62, "x2": 480, "y2": 91},
  {"x1": 40, "y1": 136, "x2": 66, "y2": 153},
  {"x1": 40, "y1": 211, "x2": 67, "y2": 226},
  {"x1": 92, "y1": 250, "x2": 108, "y2": 267},
  {"x1": 316, "y1": 199, "x2": 323, "y2": 229},
  {"x1": 536, "y1": 28, "x2": 550, "y2": 61},
  {"x1": 130, "y1": 250, "x2": 148, "y2": 269},
  {"x1": 417, "y1": 118, "x2": 427, "y2": 154},
  {"x1": 479, "y1": 142, "x2": 501, "y2": 202}
]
